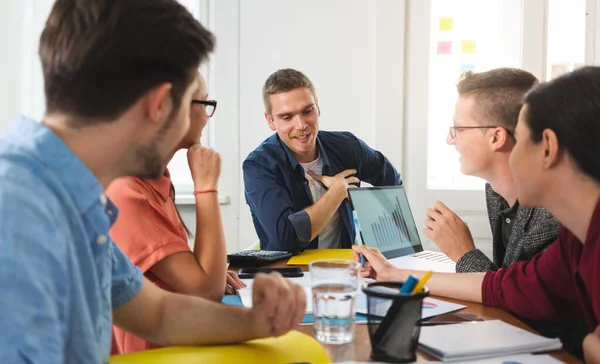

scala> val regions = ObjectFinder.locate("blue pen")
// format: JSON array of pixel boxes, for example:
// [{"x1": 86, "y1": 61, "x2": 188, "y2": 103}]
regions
[
  {"x1": 399, "y1": 275, "x2": 419, "y2": 294},
  {"x1": 352, "y1": 210, "x2": 365, "y2": 267}
]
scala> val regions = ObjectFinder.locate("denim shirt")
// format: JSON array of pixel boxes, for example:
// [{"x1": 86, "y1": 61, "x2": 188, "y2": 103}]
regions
[
  {"x1": 0, "y1": 115, "x2": 143, "y2": 363},
  {"x1": 243, "y1": 131, "x2": 402, "y2": 253}
]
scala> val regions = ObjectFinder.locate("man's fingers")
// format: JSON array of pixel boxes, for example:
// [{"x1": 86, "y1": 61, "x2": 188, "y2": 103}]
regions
[
  {"x1": 425, "y1": 207, "x2": 444, "y2": 222},
  {"x1": 253, "y1": 273, "x2": 278, "y2": 318},
  {"x1": 292, "y1": 284, "x2": 306, "y2": 329},
  {"x1": 345, "y1": 176, "x2": 360, "y2": 185},
  {"x1": 433, "y1": 200, "x2": 452, "y2": 214},
  {"x1": 340, "y1": 169, "x2": 358, "y2": 177},
  {"x1": 307, "y1": 170, "x2": 321, "y2": 181}
]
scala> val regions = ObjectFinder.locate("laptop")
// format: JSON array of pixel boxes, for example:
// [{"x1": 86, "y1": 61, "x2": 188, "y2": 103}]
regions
[{"x1": 348, "y1": 186, "x2": 456, "y2": 273}]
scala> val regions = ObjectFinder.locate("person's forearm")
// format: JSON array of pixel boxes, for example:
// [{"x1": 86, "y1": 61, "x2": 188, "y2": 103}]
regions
[
  {"x1": 191, "y1": 193, "x2": 227, "y2": 299},
  {"x1": 584, "y1": 332, "x2": 600, "y2": 364},
  {"x1": 156, "y1": 292, "x2": 257, "y2": 346},
  {"x1": 305, "y1": 184, "x2": 346, "y2": 240},
  {"x1": 388, "y1": 269, "x2": 484, "y2": 303}
]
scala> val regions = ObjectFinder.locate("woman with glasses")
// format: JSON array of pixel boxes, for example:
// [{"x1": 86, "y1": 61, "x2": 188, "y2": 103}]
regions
[
  {"x1": 108, "y1": 73, "x2": 245, "y2": 354},
  {"x1": 354, "y1": 66, "x2": 600, "y2": 363}
]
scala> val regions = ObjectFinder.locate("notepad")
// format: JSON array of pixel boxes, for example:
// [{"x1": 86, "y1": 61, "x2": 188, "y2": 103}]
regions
[
  {"x1": 287, "y1": 249, "x2": 354, "y2": 265},
  {"x1": 418, "y1": 320, "x2": 563, "y2": 362}
]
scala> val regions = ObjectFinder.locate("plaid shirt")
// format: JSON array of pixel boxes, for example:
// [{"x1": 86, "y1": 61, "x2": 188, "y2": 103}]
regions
[{"x1": 456, "y1": 183, "x2": 561, "y2": 272}]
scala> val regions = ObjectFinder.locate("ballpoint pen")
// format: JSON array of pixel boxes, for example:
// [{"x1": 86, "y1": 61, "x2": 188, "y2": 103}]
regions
[
  {"x1": 352, "y1": 210, "x2": 365, "y2": 267},
  {"x1": 411, "y1": 270, "x2": 433, "y2": 294},
  {"x1": 399, "y1": 274, "x2": 419, "y2": 294}
]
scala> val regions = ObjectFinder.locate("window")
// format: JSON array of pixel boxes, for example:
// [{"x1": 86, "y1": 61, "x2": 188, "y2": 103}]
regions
[
  {"x1": 169, "y1": 0, "x2": 213, "y2": 194},
  {"x1": 546, "y1": 0, "x2": 586, "y2": 80},
  {"x1": 426, "y1": 0, "x2": 522, "y2": 191}
]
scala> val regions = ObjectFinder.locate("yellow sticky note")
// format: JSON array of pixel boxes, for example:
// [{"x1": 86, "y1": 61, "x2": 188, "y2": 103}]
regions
[
  {"x1": 462, "y1": 40, "x2": 476, "y2": 54},
  {"x1": 439, "y1": 17, "x2": 453, "y2": 31},
  {"x1": 287, "y1": 249, "x2": 354, "y2": 265}
]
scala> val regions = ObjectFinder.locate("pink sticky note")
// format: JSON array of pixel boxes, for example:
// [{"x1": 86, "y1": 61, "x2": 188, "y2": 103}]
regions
[{"x1": 437, "y1": 41, "x2": 452, "y2": 55}]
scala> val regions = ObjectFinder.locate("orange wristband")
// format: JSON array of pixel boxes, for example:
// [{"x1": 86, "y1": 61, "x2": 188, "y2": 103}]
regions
[{"x1": 193, "y1": 189, "x2": 218, "y2": 196}]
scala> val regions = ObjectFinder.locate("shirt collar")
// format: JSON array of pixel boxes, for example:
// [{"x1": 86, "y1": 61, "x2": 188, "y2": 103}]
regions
[
  {"x1": 145, "y1": 168, "x2": 173, "y2": 201},
  {"x1": 277, "y1": 133, "x2": 331, "y2": 171},
  {"x1": 6, "y1": 115, "x2": 105, "y2": 214}
]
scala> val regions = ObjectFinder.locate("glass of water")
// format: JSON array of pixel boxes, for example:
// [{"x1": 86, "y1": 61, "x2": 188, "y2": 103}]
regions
[{"x1": 309, "y1": 259, "x2": 360, "y2": 344}]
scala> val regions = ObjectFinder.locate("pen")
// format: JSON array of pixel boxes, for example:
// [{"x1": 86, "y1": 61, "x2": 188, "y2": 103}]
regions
[
  {"x1": 411, "y1": 270, "x2": 433, "y2": 294},
  {"x1": 399, "y1": 274, "x2": 418, "y2": 294},
  {"x1": 352, "y1": 210, "x2": 365, "y2": 267}
]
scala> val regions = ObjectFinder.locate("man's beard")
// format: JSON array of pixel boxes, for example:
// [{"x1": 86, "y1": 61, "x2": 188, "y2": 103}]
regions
[{"x1": 133, "y1": 114, "x2": 175, "y2": 180}]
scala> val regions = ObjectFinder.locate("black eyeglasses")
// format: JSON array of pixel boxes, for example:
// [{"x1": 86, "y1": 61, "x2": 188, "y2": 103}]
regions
[
  {"x1": 192, "y1": 99, "x2": 217, "y2": 117},
  {"x1": 448, "y1": 125, "x2": 513, "y2": 139}
]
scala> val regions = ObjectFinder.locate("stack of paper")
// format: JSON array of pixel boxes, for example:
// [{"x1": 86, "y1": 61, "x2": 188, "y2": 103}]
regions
[{"x1": 418, "y1": 320, "x2": 563, "y2": 362}]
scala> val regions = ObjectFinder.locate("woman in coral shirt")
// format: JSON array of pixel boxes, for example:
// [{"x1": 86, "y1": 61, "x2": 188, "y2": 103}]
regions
[
  {"x1": 108, "y1": 72, "x2": 245, "y2": 354},
  {"x1": 354, "y1": 66, "x2": 600, "y2": 363}
]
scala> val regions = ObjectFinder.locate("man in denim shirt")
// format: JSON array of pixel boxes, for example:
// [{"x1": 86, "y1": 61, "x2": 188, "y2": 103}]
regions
[
  {"x1": 243, "y1": 69, "x2": 402, "y2": 253},
  {"x1": 0, "y1": 2, "x2": 305, "y2": 363}
]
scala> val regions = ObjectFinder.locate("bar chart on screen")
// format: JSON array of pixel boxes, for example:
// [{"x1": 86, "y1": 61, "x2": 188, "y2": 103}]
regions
[{"x1": 368, "y1": 195, "x2": 413, "y2": 249}]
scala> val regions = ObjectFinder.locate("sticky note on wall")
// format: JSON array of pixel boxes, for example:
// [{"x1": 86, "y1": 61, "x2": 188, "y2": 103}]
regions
[
  {"x1": 462, "y1": 40, "x2": 476, "y2": 54},
  {"x1": 460, "y1": 64, "x2": 475, "y2": 73},
  {"x1": 437, "y1": 41, "x2": 452, "y2": 55},
  {"x1": 439, "y1": 17, "x2": 453, "y2": 31}
]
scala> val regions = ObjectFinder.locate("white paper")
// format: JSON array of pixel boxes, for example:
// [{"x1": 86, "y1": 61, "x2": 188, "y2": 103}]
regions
[
  {"x1": 337, "y1": 354, "x2": 562, "y2": 364},
  {"x1": 239, "y1": 286, "x2": 314, "y2": 312}
]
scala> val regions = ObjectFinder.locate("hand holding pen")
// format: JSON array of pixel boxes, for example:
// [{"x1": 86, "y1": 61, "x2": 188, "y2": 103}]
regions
[{"x1": 352, "y1": 245, "x2": 397, "y2": 281}]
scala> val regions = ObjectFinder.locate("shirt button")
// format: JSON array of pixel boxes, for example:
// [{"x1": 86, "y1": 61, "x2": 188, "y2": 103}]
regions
[
  {"x1": 96, "y1": 235, "x2": 108, "y2": 245},
  {"x1": 99, "y1": 194, "x2": 107, "y2": 205},
  {"x1": 505, "y1": 218, "x2": 511, "y2": 224}
]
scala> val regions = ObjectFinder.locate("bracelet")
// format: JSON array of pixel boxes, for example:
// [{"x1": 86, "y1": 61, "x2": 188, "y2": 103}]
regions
[{"x1": 193, "y1": 189, "x2": 218, "y2": 196}]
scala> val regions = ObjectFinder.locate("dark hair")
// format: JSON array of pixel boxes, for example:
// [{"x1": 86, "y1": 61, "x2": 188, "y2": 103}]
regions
[
  {"x1": 263, "y1": 68, "x2": 316, "y2": 114},
  {"x1": 456, "y1": 68, "x2": 538, "y2": 131},
  {"x1": 524, "y1": 66, "x2": 600, "y2": 182},
  {"x1": 40, "y1": 0, "x2": 215, "y2": 124}
]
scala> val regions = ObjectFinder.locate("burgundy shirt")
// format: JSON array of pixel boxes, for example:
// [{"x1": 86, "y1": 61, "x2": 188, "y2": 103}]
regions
[{"x1": 483, "y1": 198, "x2": 600, "y2": 333}]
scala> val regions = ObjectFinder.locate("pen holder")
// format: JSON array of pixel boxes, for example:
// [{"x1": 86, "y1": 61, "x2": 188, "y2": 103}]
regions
[{"x1": 362, "y1": 281, "x2": 429, "y2": 363}]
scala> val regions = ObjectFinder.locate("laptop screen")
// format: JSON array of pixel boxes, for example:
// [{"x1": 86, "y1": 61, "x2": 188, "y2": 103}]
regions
[{"x1": 348, "y1": 186, "x2": 423, "y2": 259}]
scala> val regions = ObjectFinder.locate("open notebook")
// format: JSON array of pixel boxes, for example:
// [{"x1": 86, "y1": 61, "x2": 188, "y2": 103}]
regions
[{"x1": 418, "y1": 320, "x2": 563, "y2": 362}]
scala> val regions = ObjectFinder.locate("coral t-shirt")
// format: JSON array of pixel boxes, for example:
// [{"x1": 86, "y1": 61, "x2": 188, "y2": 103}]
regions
[{"x1": 107, "y1": 169, "x2": 190, "y2": 354}]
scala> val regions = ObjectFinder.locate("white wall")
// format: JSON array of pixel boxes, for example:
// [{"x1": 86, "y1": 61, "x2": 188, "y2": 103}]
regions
[{"x1": 187, "y1": 0, "x2": 407, "y2": 251}]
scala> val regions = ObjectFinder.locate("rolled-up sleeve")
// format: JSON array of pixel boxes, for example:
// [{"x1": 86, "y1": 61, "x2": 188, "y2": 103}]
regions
[
  {"x1": 110, "y1": 242, "x2": 143, "y2": 308},
  {"x1": 288, "y1": 210, "x2": 312, "y2": 243}
]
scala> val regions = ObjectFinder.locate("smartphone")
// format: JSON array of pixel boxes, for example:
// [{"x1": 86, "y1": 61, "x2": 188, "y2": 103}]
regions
[{"x1": 238, "y1": 267, "x2": 304, "y2": 279}]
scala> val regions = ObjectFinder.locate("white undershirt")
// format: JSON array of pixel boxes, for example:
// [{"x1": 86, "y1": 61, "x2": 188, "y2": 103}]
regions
[{"x1": 300, "y1": 156, "x2": 343, "y2": 248}]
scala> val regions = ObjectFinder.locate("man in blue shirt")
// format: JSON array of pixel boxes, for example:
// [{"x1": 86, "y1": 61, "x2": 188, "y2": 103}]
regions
[
  {"x1": 0, "y1": 1, "x2": 305, "y2": 363},
  {"x1": 243, "y1": 69, "x2": 402, "y2": 253}
]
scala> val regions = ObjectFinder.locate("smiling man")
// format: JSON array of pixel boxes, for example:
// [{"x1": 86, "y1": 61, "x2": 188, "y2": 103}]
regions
[{"x1": 243, "y1": 68, "x2": 402, "y2": 253}]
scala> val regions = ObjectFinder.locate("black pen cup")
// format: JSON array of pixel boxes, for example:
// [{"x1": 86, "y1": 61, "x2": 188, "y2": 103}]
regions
[{"x1": 362, "y1": 281, "x2": 429, "y2": 363}]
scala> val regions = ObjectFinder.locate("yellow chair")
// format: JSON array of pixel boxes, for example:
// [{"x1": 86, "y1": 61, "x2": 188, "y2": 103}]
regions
[{"x1": 109, "y1": 330, "x2": 329, "y2": 364}]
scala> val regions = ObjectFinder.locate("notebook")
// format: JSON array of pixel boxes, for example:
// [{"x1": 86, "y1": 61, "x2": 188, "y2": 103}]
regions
[
  {"x1": 418, "y1": 320, "x2": 563, "y2": 362},
  {"x1": 348, "y1": 186, "x2": 456, "y2": 273}
]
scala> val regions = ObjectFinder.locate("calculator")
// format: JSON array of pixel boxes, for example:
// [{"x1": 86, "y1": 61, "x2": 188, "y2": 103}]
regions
[{"x1": 227, "y1": 250, "x2": 292, "y2": 266}]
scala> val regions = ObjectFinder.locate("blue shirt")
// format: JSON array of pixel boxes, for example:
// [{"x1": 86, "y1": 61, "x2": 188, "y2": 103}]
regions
[
  {"x1": 243, "y1": 131, "x2": 402, "y2": 253},
  {"x1": 0, "y1": 116, "x2": 143, "y2": 363}
]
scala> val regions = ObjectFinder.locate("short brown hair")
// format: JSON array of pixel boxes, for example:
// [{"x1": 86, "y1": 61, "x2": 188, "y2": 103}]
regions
[
  {"x1": 456, "y1": 68, "x2": 538, "y2": 131},
  {"x1": 40, "y1": 0, "x2": 215, "y2": 124},
  {"x1": 262, "y1": 69, "x2": 317, "y2": 115}
]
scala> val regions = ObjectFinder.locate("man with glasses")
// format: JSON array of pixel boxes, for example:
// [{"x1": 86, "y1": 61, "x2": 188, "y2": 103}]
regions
[
  {"x1": 426, "y1": 68, "x2": 560, "y2": 272},
  {"x1": 243, "y1": 68, "x2": 402, "y2": 253}
]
